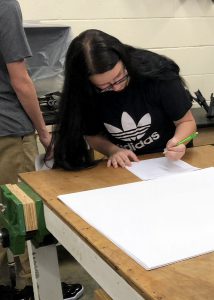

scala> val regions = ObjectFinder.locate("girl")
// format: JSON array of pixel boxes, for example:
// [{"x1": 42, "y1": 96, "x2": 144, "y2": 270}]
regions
[{"x1": 52, "y1": 29, "x2": 196, "y2": 169}]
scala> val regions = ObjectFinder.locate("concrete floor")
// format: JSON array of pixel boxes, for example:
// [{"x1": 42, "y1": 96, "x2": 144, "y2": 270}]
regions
[{"x1": 0, "y1": 245, "x2": 100, "y2": 300}]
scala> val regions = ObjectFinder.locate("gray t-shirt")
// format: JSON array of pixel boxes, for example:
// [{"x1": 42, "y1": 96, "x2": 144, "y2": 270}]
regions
[{"x1": 0, "y1": 0, "x2": 34, "y2": 136}]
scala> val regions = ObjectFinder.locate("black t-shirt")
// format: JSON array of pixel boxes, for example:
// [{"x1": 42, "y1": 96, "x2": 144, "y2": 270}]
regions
[{"x1": 83, "y1": 77, "x2": 192, "y2": 154}]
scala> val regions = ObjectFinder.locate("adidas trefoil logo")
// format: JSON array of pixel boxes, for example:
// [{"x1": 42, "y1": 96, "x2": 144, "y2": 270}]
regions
[{"x1": 104, "y1": 112, "x2": 151, "y2": 142}]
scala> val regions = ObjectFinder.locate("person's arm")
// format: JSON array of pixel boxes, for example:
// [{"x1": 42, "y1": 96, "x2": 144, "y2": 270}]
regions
[
  {"x1": 85, "y1": 134, "x2": 139, "y2": 168},
  {"x1": 173, "y1": 110, "x2": 196, "y2": 141},
  {"x1": 7, "y1": 60, "x2": 51, "y2": 149},
  {"x1": 164, "y1": 110, "x2": 197, "y2": 160}
]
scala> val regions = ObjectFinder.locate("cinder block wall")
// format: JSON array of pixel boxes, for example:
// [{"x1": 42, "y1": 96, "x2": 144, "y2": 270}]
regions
[{"x1": 19, "y1": 0, "x2": 214, "y2": 100}]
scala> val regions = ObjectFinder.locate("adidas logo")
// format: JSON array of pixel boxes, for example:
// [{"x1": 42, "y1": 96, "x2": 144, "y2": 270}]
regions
[
  {"x1": 104, "y1": 112, "x2": 160, "y2": 151},
  {"x1": 104, "y1": 112, "x2": 151, "y2": 142}
]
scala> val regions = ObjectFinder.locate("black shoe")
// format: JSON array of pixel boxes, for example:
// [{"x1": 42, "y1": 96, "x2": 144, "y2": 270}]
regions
[
  {"x1": 15, "y1": 285, "x2": 34, "y2": 300},
  {"x1": 0, "y1": 285, "x2": 34, "y2": 300},
  {"x1": 62, "y1": 282, "x2": 84, "y2": 300},
  {"x1": 0, "y1": 285, "x2": 15, "y2": 300}
]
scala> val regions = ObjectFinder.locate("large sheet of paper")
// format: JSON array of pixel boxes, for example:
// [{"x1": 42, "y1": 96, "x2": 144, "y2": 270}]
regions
[
  {"x1": 58, "y1": 167, "x2": 214, "y2": 270},
  {"x1": 126, "y1": 157, "x2": 199, "y2": 180}
]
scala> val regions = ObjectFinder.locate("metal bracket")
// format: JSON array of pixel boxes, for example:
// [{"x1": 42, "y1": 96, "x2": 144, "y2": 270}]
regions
[{"x1": 0, "y1": 203, "x2": 6, "y2": 213}]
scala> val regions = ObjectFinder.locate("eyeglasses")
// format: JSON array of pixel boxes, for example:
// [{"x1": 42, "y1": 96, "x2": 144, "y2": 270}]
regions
[{"x1": 96, "y1": 72, "x2": 129, "y2": 94}]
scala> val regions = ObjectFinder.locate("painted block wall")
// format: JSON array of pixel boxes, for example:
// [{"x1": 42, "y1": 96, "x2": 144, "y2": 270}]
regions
[{"x1": 19, "y1": 0, "x2": 214, "y2": 100}]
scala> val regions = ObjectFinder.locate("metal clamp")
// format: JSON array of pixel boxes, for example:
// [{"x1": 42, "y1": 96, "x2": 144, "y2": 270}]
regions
[{"x1": 0, "y1": 203, "x2": 6, "y2": 213}]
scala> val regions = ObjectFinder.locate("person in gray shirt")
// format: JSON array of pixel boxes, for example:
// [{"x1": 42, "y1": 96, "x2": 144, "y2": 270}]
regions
[
  {"x1": 0, "y1": 0, "x2": 51, "y2": 287},
  {"x1": 0, "y1": 2, "x2": 84, "y2": 299},
  {"x1": 0, "y1": 0, "x2": 51, "y2": 180}
]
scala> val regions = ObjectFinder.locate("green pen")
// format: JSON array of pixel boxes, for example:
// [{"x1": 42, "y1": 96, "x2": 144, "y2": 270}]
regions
[{"x1": 177, "y1": 132, "x2": 198, "y2": 145}]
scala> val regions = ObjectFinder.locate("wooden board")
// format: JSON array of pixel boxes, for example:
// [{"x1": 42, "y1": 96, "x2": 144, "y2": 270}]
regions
[
  {"x1": 94, "y1": 289, "x2": 112, "y2": 300},
  {"x1": 6, "y1": 184, "x2": 38, "y2": 232}
]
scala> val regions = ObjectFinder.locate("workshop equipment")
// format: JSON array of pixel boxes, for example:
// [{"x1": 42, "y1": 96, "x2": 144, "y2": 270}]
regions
[
  {"x1": 0, "y1": 182, "x2": 49, "y2": 256},
  {"x1": 0, "y1": 182, "x2": 53, "y2": 289}
]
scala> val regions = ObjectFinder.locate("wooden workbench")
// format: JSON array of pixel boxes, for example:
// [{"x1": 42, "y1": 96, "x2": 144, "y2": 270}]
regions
[{"x1": 20, "y1": 145, "x2": 214, "y2": 300}]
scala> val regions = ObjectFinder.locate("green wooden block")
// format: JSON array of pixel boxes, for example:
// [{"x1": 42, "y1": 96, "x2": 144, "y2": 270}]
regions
[
  {"x1": 0, "y1": 185, "x2": 26, "y2": 255},
  {"x1": 0, "y1": 183, "x2": 50, "y2": 255},
  {"x1": 17, "y1": 182, "x2": 50, "y2": 247}
]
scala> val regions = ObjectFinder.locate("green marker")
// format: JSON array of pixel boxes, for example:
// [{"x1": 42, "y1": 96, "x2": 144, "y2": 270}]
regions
[{"x1": 177, "y1": 132, "x2": 198, "y2": 145}]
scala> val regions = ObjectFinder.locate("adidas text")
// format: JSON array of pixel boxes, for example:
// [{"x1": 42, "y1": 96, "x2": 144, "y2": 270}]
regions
[{"x1": 120, "y1": 132, "x2": 160, "y2": 151}]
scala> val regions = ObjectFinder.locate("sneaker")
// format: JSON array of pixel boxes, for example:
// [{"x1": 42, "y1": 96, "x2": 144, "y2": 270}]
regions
[
  {"x1": 15, "y1": 285, "x2": 34, "y2": 300},
  {"x1": 0, "y1": 285, "x2": 15, "y2": 300},
  {"x1": 62, "y1": 282, "x2": 84, "y2": 300}
]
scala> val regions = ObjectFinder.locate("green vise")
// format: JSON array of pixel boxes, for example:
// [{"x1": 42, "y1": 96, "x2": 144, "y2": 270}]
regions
[{"x1": 0, "y1": 182, "x2": 49, "y2": 255}]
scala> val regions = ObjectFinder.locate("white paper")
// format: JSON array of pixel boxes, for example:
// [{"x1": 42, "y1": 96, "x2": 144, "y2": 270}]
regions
[
  {"x1": 35, "y1": 154, "x2": 54, "y2": 171},
  {"x1": 58, "y1": 167, "x2": 214, "y2": 270},
  {"x1": 126, "y1": 157, "x2": 199, "y2": 180}
]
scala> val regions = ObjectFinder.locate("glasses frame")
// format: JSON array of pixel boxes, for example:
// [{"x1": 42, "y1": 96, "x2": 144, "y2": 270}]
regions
[{"x1": 96, "y1": 71, "x2": 129, "y2": 94}]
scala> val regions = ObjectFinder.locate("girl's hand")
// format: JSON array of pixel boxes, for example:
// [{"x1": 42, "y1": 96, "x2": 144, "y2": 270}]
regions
[
  {"x1": 164, "y1": 137, "x2": 186, "y2": 161},
  {"x1": 107, "y1": 149, "x2": 139, "y2": 168}
]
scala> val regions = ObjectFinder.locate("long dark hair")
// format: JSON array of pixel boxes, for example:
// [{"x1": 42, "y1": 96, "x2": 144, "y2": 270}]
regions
[{"x1": 52, "y1": 29, "x2": 183, "y2": 170}]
